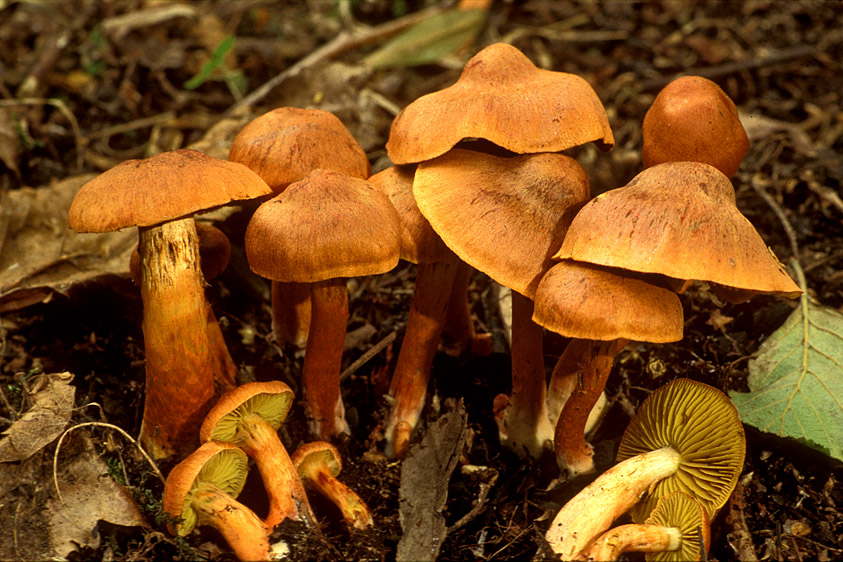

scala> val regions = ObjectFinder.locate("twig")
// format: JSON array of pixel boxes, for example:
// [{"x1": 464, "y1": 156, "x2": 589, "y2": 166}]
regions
[
  {"x1": 750, "y1": 176, "x2": 801, "y2": 262},
  {"x1": 0, "y1": 98, "x2": 84, "y2": 169},
  {"x1": 448, "y1": 467, "x2": 499, "y2": 533},
  {"x1": 340, "y1": 328, "x2": 400, "y2": 382},
  {"x1": 640, "y1": 45, "x2": 817, "y2": 91},
  {"x1": 227, "y1": 3, "x2": 448, "y2": 113},
  {"x1": 85, "y1": 111, "x2": 176, "y2": 141}
]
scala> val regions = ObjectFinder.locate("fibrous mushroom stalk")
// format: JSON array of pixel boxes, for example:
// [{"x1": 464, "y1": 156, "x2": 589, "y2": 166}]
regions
[
  {"x1": 545, "y1": 446, "x2": 682, "y2": 559},
  {"x1": 137, "y1": 217, "x2": 217, "y2": 459},
  {"x1": 579, "y1": 524, "x2": 682, "y2": 561},
  {"x1": 300, "y1": 461, "x2": 374, "y2": 530}
]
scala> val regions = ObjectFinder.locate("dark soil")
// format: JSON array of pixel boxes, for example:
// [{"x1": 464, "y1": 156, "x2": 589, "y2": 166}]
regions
[{"x1": 1, "y1": 1, "x2": 842, "y2": 561}]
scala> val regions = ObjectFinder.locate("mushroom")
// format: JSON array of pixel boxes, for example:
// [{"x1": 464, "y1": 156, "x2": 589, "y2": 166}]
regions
[
  {"x1": 386, "y1": 42, "x2": 613, "y2": 165},
  {"x1": 544, "y1": 378, "x2": 745, "y2": 560},
  {"x1": 413, "y1": 148, "x2": 591, "y2": 458},
  {"x1": 245, "y1": 169, "x2": 402, "y2": 439},
  {"x1": 199, "y1": 380, "x2": 314, "y2": 530},
  {"x1": 229, "y1": 107, "x2": 372, "y2": 349},
  {"x1": 533, "y1": 261, "x2": 684, "y2": 477},
  {"x1": 163, "y1": 440, "x2": 282, "y2": 562},
  {"x1": 555, "y1": 161, "x2": 802, "y2": 302},
  {"x1": 67, "y1": 149, "x2": 272, "y2": 459},
  {"x1": 130, "y1": 222, "x2": 237, "y2": 391},
  {"x1": 291, "y1": 441, "x2": 374, "y2": 530},
  {"x1": 642, "y1": 76, "x2": 749, "y2": 177},
  {"x1": 579, "y1": 491, "x2": 710, "y2": 562}
]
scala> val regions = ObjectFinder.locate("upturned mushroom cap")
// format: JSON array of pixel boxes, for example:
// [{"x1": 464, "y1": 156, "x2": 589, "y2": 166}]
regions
[
  {"x1": 200, "y1": 381, "x2": 294, "y2": 443},
  {"x1": 245, "y1": 169, "x2": 402, "y2": 283},
  {"x1": 68, "y1": 149, "x2": 272, "y2": 233},
  {"x1": 533, "y1": 261, "x2": 683, "y2": 343},
  {"x1": 556, "y1": 161, "x2": 802, "y2": 298},
  {"x1": 644, "y1": 491, "x2": 711, "y2": 562},
  {"x1": 368, "y1": 165, "x2": 455, "y2": 265},
  {"x1": 386, "y1": 42, "x2": 614, "y2": 165},
  {"x1": 616, "y1": 378, "x2": 746, "y2": 521},
  {"x1": 291, "y1": 441, "x2": 342, "y2": 477},
  {"x1": 162, "y1": 441, "x2": 250, "y2": 536},
  {"x1": 643, "y1": 76, "x2": 749, "y2": 178},
  {"x1": 413, "y1": 149, "x2": 590, "y2": 298},
  {"x1": 229, "y1": 107, "x2": 371, "y2": 194}
]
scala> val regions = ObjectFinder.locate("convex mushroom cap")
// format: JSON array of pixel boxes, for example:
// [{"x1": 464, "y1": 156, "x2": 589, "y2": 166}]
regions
[
  {"x1": 163, "y1": 441, "x2": 278, "y2": 561},
  {"x1": 291, "y1": 441, "x2": 374, "y2": 530},
  {"x1": 643, "y1": 76, "x2": 749, "y2": 177},
  {"x1": 414, "y1": 149, "x2": 591, "y2": 298},
  {"x1": 68, "y1": 149, "x2": 272, "y2": 232},
  {"x1": 386, "y1": 42, "x2": 614, "y2": 165},
  {"x1": 556, "y1": 161, "x2": 802, "y2": 299},
  {"x1": 229, "y1": 107, "x2": 371, "y2": 194}
]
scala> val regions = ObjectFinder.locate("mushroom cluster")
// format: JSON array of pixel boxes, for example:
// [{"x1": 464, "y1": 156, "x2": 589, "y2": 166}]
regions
[{"x1": 64, "y1": 40, "x2": 804, "y2": 561}]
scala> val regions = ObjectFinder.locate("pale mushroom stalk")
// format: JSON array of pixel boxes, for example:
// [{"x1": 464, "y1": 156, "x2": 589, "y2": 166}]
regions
[
  {"x1": 546, "y1": 340, "x2": 609, "y2": 436},
  {"x1": 302, "y1": 278, "x2": 352, "y2": 439},
  {"x1": 235, "y1": 412, "x2": 316, "y2": 529},
  {"x1": 495, "y1": 292, "x2": 554, "y2": 458},
  {"x1": 552, "y1": 337, "x2": 628, "y2": 476},
  {"x1": 578, "y1": 523, "x2": 682, "y2": 561},
  {"x1": 544, "y1": 446, "x2": 682, "y2": 559},
  {"x1": 385, "y1": 259, "x2": 458, "y2": 459},
  {"x1": 190, "y1": 483, "x2": 275, "y2": 562},
  {"x1": 271, "y1": 281, "x2": 312, "y2": 348},
  {"x1": 138, "y1": 218, "x2": 217, "y2": 459}
]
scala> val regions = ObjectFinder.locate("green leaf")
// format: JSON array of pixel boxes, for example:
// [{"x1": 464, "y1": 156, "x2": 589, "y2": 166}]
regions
[
  {"x1": 730, "y1": 265, "x2": 843, "y2": 461},
  {"x1": 363, "y1": 8, "x2": 487, "y2": 69},
  {"x1": 184, "y1": 35, "x2": 235, "y2": 90}
]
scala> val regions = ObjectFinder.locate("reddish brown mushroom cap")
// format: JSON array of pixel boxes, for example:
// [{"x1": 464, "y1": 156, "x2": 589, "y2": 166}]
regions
[
  {"x1": 414, "y1": 149, "x2": 591, "y2": 298},
  {"x1": 642, "y1": 76, "x2": 749, "y2": 177},
  {"x1": 386, "y1": 42, "x2": 614, "y2": 165},
  {"x1": 68, "y1": 149, "x2": 272, "y2": 232},
  {"x1": 556, "y1": 161, "x2": 802, "y2": 298},
  {"x1": 245, "y1": 169, "x2": 402, "y2": 283},
  {"x1": 229, "y1": 107, "x2": 371, "y2": 194}
]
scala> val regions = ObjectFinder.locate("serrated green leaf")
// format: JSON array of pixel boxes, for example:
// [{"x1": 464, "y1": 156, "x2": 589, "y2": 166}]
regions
[
  {"x1": 363, "y1": 8, "x2": 487, "y2": 69},
  {"x1": 730, "y1": 285, "x2": 843, "y2": 461}
]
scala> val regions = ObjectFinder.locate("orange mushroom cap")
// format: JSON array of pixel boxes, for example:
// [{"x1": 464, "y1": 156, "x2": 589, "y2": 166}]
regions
[
  {"x1": 229, "y1": 107, "x2": 371, "y2": 194},
  {"x1": 642, "y1": 76, "x2": 749, "y2": 177},
  {"x1": 386, "y1": 42, "x2": 614, "y2": 165}
]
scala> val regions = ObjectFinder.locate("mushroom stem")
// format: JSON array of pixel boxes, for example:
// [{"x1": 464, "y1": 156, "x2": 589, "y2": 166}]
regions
[
  {"x1": 553, "y1": 338, "x2": 627, "y2": 477},
  {"x1": 190, "y1": 482, "x2": 276, "y2": 562},
  {"x1": 236, "y1": 412, "x2": 315, "y2": 529},
  {"x1": 302, "y1": 278, "x2": 351, "y2": 439},
  {"x1": 578, "y1": 523, "x2": 682, "y2": 561},
  {"x1": 271, "y1": 280, "x2": 312, "y2": 348},
  {"x1": 547, "y1": 339, "x2": 609, "y2": 435},
  {"x1": 385, "y1": 260, "x2": 458, "y2": 459},
  {"x1": 206, "y1": 306, "x2": 238, "y2": 391},
  {"x1": 495, "y1": 292, "x2": 554, "y2": 458},
  {"x1": 299, "y1": 461, "x2": 374, "y2": 530},
  {"x1": 442, "y1": 262, "x2": 491, "y2": 356},
  {"x1": 137, "y1": 218, "x2": 217, "y2": 459},
  {"x1": 545, "y1": 446, "x2": 682, "y2": 559}
]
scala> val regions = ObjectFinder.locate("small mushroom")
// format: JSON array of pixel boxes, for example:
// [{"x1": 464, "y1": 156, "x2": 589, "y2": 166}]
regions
[
  {"x1": 67, "y1": 149, "x2": 271, "y2": 459},
  {"x1": 580, "y1": 491, "x2": 710, "y2": 562},
  {"x1": 229, "y1": 107, "x2": 371, "y2": 349},
  {"x1": 533, "y1": 261, "x2": 684, "y2": 477},
  {"x1": 291, "y1": 441, "x2": 374, "y2": 530},
  {"x1": 245, "y1": 170, "x2": 401, "y2": 439},
  {"x1": 544, "y1": 378, "x2": 745, "y2": 560},
  {"x1": 200, "y1": 381, "x2": 314, "y2": 530},
  {"x1": 163, "y1": 441, "x2": 282, "y2": 562},
  {"x1": 642, "y1": 75, "x2": 749, "y2": 177}
]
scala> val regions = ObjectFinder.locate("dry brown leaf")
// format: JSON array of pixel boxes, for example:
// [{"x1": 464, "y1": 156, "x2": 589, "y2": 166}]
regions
[
  {"x1": 0, "y1": 372, "x2": 76, "y2": 463},
  {"x1": 0, "y1": 108, "x2": 22, "y2": 179}
]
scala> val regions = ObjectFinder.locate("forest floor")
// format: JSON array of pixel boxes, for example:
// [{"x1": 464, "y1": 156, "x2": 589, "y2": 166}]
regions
[{"x1": 0, "y1": 1, "x2": 841, "y2": 561}]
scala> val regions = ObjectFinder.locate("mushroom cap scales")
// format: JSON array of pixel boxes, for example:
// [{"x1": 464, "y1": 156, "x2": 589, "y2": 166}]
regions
[
  {"x1": 386, "y1": 42, "x2": 614, "y2": 165},
  {"x1": 556, "y1": 161, "x2": 802, "y2": 298},
  {"x1": 68, "y1": 149, "x2": 272, "y2": 233}
]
